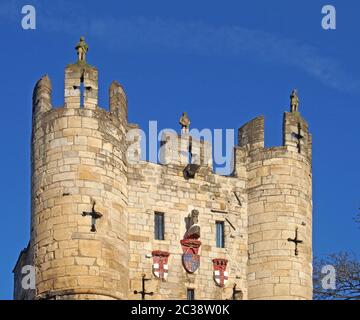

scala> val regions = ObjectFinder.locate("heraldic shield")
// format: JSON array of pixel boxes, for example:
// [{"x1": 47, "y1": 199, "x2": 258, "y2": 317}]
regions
[
  {"x1": 151, "y1": 250, "x2": 170, "y2": 280},
  {"x1": 180, "y1": 239, "x2": 201, "y2": 273},
  {"x1": 212, "y1": 258, "x2": 228, "y2": 287}
]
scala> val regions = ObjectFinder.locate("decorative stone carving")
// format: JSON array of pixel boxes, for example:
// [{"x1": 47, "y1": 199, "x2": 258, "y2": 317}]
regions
[
  {"x1": 184, "y1": 209, "x2": 200, "y2": 239},
  {"x1": 179, "y1": 112, "x2": 190, "y2": 134},
  {"x1": 180, "y1": 239, "x2": 201, "y2": 273},
  {"x1": 181, "y1": 209, "x2": 201, "y2": 273},
  {"x1": 290, "y1": 89, "x2": 299, "y2": 112},
  {"x1": 75, "y1": 36, "x2": 89, "y2": 62}
]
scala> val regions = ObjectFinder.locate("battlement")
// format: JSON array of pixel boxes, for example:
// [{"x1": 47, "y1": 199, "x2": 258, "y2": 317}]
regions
[
  {"x1": 238, "y1": 115, "x2": 265, "y2": 150},
  {"x1": 237, "y1": 111, "x2": 312, "y2": 163},
  {"x1": 32, "y1": 37, "x2": 311, "y2": 175},
  {"x1": 109, "y1": 80, "x2": 127, "y2": 121},
  {"x1": 159, "y1": 131, "x2": 213, "y2": 168},
  {"x1": 32, "y1": 38, "x2": 127, "y2": 125},
  {"x1": 33, "y1": 67, "x2": 128, "y2": 128},
  {"x1": 32, "y1": 74, "x2": 52, "y2": 120},
  {"x1": 32, "y1": 64, "x2": 312, "y2": 179},
  {"x1": 64, "y1": 63, "x2": 98, "y2": 110}
]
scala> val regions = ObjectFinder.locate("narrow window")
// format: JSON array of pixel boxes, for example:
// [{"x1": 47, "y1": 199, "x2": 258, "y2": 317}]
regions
[
  {"x1": 154, "y1": 212, "x2": 165, "y2": 240},
  {"x1": 80, "y1": 75, "x2": 84, "y2": 108},
  {"x1": 187, "y1": 289, "x2": 195, "y2": 300},
  {"x1": 216, "y1": 221, "x2": 225, "y2": 248}
]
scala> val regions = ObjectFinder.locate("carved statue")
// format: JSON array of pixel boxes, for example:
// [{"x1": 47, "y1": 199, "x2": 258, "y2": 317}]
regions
[
  {"x1": 189, "y1": 209, "x2": 199, "y2": 225},
  {"x1": 184, "y1": 209, "x2": 200, "y2": 239},
  {"x1": 290, "y1": 89, "x2": 299, "y2": 112},
  {"x1": 179, "y1": 112, "x2": 190, "y2": 134},
  {"x1": 75, "y1": 36, "x2": 88, "y2": 62}
]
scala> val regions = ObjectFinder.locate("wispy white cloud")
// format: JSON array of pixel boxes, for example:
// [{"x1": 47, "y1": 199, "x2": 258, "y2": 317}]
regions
[{"x1": 2, "y1": 0, "x2": 359, "y2": 92}]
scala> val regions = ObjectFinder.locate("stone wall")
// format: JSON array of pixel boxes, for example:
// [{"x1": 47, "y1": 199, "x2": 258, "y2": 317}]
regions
[{"x1": 127, "y1": 159, "x2": 248, "y2": 299}]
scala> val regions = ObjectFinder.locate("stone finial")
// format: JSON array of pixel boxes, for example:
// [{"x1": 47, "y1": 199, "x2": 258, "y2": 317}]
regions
[
  {"x1": 75, "y1": 36, "x2": 88, "y2": 62},
  {"x1": 290, "y1": 89, "x2": 299, "y2": 112},
  {"x1": 179, "y1": 112, "x2": 190, "y2": 134}
]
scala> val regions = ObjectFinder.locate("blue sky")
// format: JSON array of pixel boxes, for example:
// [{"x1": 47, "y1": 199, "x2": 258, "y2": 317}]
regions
[{"x1": 0, "y1": 0, "x2": 359, "y2": 299}]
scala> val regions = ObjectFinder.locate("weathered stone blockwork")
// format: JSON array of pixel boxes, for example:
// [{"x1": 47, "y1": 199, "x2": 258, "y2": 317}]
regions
[{"x1": 14, "y1": 51, "x2": 312, "y2": 300}]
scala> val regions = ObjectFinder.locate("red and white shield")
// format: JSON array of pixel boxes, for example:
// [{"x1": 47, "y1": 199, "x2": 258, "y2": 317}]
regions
[
  {"x1": 212, "y1": 258, "x2": 228, "y2": 287},
  {"x1": 152, "y1": 250, "x2": 170, "y2": 280}
]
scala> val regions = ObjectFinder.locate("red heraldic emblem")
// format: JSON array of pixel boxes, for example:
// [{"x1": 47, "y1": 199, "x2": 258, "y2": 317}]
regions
[
  {"x1": 180, "y1": 239, "x2": 201, "y2": 273},
  {"x1": 151, "y1": 250, "x2": 170, "y2": 280},
  {"x1": 212, "y1": 258, "x2": 229, "y2": 287}
]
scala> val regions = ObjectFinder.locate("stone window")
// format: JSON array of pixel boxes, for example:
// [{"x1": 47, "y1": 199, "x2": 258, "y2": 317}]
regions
[
  {"x1": 154, "y1": 212, "x2": 165, "y2": 240},
  {"x1": 187, "y1": 288, "x2": 195, "y2": 300},
  {"x1": 80, "y1": 75, "x2": 85, "y2": 108},
  {"x1": 216, "y1": 221, "x2": 225, "y2": 248}
]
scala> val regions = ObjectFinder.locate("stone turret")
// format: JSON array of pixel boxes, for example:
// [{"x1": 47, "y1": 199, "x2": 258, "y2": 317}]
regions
[
  {"x1": 234, "y1": 90, "x2": 312, "y2": 300},
  {"x1": 25, "y1": 38, "x2": 130, "y2": 299}
]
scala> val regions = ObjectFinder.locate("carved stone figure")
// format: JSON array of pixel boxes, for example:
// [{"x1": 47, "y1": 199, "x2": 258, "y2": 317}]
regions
[
  {"x1": 189, "y1": 209, "x2": 199, "y2": 225},
  {"x1": 290, "y1": 89, "x2": 299, "y2": 112},
  {"x1": 181, "y1": 209, "x2": 201, "y2": 273},
  {"x1": 184, "y1": 209, "x2": 200, "y2": 239},
  {"x1": 179, "y1": 112, "x2": 190, "y2": 133},
  {"x1": 75, "y1": 36, "x2": 88, "y2": 62}
]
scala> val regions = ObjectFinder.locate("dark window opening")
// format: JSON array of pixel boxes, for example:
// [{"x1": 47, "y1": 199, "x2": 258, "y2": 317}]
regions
[
  {"x1": 154, "y1": 212, "x2": 165, "y2": 240},
  {"x1": 216, "y1": 221, "x2": 225, "y2": 248},
  {"x1": 80, "y1": 75, "x2": 84, "y2": 108},
  {"x1": 187, "y1": 289, "x2": 195, "y2": 300}
]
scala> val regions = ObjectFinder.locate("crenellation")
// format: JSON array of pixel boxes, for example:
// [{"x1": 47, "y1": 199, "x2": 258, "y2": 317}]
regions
[
  {"x1": 109, "y1": 80, "x2": 128, "y2": 121},
  {"x1": 64, "y1": 62, "x2": 99, "y2": 110},
  {"x1": 159, "y1": 131, "x2": 213, "y2": 169},
  {"x1": 283, "y1": 111, "x2": 311, "y2": 161},
  {"x1": 238, "y1": 115, "x2": 264, "y2": 151},
  {"x1": 32, "y1": 75, "x2": 52, "y2": 120}
]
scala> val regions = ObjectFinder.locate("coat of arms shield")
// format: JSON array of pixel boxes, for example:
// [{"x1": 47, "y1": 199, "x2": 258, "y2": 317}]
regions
[
  {"x1": 212, "y1": 258, "x2": 228, "y2": 287},
  {"x1": 180, "y1": 239, "x2": 201, "y2": 273},
  {"x1": 151, "y1": 250, "x2": 170, "y2": 280}
]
